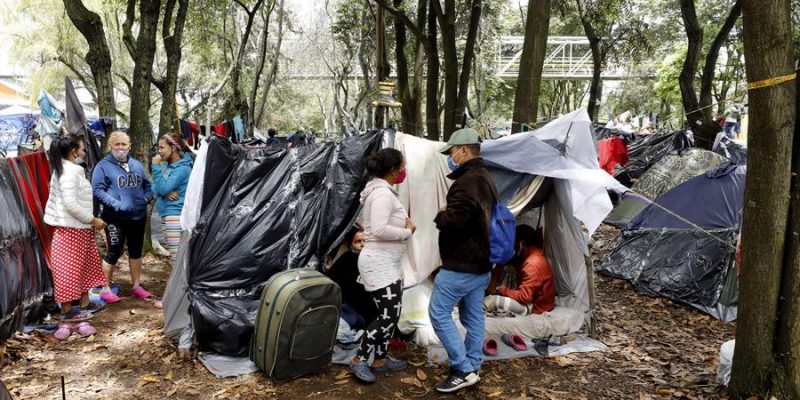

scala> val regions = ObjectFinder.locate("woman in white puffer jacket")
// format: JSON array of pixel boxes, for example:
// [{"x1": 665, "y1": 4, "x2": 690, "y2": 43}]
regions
[{"x1": 43, "y1": 134, "x2": 107, "y2": 339}]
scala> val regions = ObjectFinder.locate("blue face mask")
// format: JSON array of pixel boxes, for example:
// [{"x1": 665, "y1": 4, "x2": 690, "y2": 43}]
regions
[{"x1": 447, "y1": 156, "x2": 458, "y2": 172}]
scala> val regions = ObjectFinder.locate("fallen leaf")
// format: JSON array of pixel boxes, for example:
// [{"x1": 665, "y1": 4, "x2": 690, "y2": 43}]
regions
[
  {"x1": 656, "y1": 388, "x2": 673, "y2": 394},
  {"x1": 334, "y1": 370, "x2": 349, "y2": 380},
  {"x1": 416, "y1": 369, "x2": 427, "y2": 381},
  {"x1": 408, "y1": 360, "x2": 425, "y2": 367},
  {"x1": 166, "y1": 388, "x2": 177, "y2": 397},
  {"x1": 488, "y1": 390, "x2": 504, "y2": 397},
  {"x1": 86, "y1": 335, "x2": 95, "y2": 342},
  {"x1": 142, "y1": 376, "x2": 160, "y2": 383},
  {"x1": 165, "y1": 370, "x2": 173, "y2": 381},
  {"x1": 334, "y1": 379, "x2": 348, "y2": 385}
]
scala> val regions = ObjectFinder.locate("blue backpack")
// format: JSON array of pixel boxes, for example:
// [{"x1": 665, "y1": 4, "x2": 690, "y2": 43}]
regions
[{"x1": 489, "y1": 202, "x2": 516, "y2": 265}]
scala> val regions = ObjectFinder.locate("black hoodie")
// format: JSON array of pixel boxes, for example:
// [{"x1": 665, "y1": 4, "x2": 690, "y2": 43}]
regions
[{"x1": 434, "y1": 158, "x2": 497, "y2": 275}]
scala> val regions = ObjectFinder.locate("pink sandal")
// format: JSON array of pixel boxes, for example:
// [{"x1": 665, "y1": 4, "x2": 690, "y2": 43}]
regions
[
  {"x1": 53, "y1": 323, "x2": 72, "y2": 340},
  {"x1": 72, "y1": 322, "x2": 97, "y2": 338}
]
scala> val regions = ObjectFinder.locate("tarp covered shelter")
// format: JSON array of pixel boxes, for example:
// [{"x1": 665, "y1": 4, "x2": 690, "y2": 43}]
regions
[
  {"x1": 598, "y1": 163, "x2": 744, "y2": 321},
  {"x1": 613, "y1": 130, "x2": 693, "y2": 187},
  {"x1": 0, "y1": 152, "x2": 54, "y2": 341},
  {"x1": 606, "y1": 149, "x2": 726, "y2": 228},
  {"x1": 164, "y1": 109, "x2": 623, "y2": 358}
]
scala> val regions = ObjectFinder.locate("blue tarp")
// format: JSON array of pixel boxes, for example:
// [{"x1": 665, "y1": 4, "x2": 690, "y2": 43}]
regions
[
  {"x1": 630, "y1": 163, "x2": 745, "y2": 230},
  {"x1": 0, "y1": 114, "x2": 37, "y2": 152}
]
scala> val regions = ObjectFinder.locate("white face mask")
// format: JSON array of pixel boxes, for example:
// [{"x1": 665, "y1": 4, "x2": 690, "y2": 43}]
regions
[
  {"x1": 73, "y1": 157, "x2": 85, "y2": 165},
  {"x1": 112, "y1": 149, "x2": 129, "y2": 160}
]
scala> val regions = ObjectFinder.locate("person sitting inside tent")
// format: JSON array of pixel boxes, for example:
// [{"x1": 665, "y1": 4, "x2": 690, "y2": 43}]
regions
[
  {"x1": 485, "y1": 224, "x2": 555, "y2": 316},
  {"x1": 325, "y1": 227, "x2": 377, "y2": 329}
]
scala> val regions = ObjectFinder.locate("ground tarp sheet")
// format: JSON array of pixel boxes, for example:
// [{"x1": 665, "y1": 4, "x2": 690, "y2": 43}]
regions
[{"x1": 187, "y1": 132, "x2": 383, "y2": 356}]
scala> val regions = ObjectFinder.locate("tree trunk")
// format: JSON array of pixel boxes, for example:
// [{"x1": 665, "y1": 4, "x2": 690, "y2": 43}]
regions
[
  {"x1": 512, "y1": 0, "x2": 551, "y2": 133},
  {"x1": 679, "y1": 0, "x2": 742, "y2": 149},
  {"x1": 576, "y1": 0, "x2": 601, "y2": 122},
  {"x1": 393, "y1": 0, "x2": 414, "y2": 135},
  {"x1": 425, "y1": 0, "x2": 440, "y2": 140},
  {"x1": 729, "y1": 0, "x2": 797, "y2": 396},
  {"x1": 125, "y1": 0, "x2": 161, "y2": 161},
  {"x1": 776, "y1": 63, "x2": 800, "y2": 399},
  {"x1": 157, "y1": 0, "x2": 189, "y2": 137},
  {"x1": 454, "y1": 0, "x2": 481, "y2": 128},
  {"x1": 434, "y1": 0, "x2": 458, "y2": 139},
  {"x1": 228, "y1": 0, "x2": 265, "y2": 129},
  {"x1": 63, "y1": 0, "x2": 117, "y2": 131},
  {"x1": 248, "y1": 2, "x2": 276, "y2": 137},
  {"x1": 256, "y1": 0, "x2": 286, "y2": 126}
]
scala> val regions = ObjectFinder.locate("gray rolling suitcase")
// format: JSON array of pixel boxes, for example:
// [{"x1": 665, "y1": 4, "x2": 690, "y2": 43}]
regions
[{"x1": 250, "y1": 268, "x2": 341, "y2": 382}]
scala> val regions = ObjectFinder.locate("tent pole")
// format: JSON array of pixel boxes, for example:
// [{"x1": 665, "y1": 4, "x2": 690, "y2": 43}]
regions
[{"x1": 584, "y1": 253, "x2": 597, "y2": 338}]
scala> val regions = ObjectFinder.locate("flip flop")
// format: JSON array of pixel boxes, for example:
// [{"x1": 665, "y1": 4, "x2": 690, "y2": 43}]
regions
[
  {"x1": 60, "y1": 309, "x2": 94, "y2": 323},
  {"x1": 482, "y1": 338, "x2": 499, "y2": 356},
  {"x1": 501, "y1": 333, "x2": 528, "y2": 351},
  {"x1": 72, "y1": 322, "x2": 97, "y2": 338}
]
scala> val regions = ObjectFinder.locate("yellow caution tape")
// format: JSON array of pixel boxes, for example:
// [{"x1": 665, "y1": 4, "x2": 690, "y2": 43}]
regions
[{"x1": 747, "y1": 72, "x2": 797, "y2": 90}]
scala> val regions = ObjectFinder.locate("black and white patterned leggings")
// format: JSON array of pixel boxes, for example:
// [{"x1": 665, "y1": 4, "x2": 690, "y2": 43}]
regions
[{"x1": 356, "y1": 280, "x2": 403, "y2": 362}]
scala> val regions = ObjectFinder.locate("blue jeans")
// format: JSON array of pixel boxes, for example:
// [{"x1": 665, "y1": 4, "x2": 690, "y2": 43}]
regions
[{"x1": 429, "y1": 269, "x2": 491, "y2": 374}]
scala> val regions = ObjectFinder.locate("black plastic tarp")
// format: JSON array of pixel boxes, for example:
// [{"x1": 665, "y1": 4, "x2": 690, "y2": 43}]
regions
[
  {"x1": 188, "y1": 132, "x2": 383, "y2": 356},
  {"x1": 0, "y1": 161, "x2": 53, "y2": 341},
  {"x1": 614, "y1": 131, "x2": 692, "y2": 187},
  {"x1": 598, "y1": 228, "x2": 737, "y2": 309}
]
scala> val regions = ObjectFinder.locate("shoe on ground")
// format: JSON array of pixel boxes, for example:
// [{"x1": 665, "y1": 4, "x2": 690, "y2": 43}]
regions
[
  {"x1": 350, "y1": 362, "x2": 376, "y2": 383},
  {"x1": 71, "y1": 322, "x2": 97, "y2": 338},
  {"x1": 79, "y1": 301, "x2": 106, "y2": 314},
  {"x1": 100, "y1": 290, "x2": 120, "y2": 304},
  {"x1": 53, "y1": 323, "x2": 72, "y2": 340},
  {"x1": 372, "y1": 356, "x2": 406, "y2": 373},
  {"x1": 59, "y1": 309, "x2": 94, "y2": 323},
  {"x1": 435, "y1": 370, "x2": 479, "y2": 393},
  {"x1": 130, "y1": 286, "x2": 151, "y2": 299}
]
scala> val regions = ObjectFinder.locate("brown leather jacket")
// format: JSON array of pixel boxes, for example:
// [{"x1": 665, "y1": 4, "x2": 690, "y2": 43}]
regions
[{"x1": 435, "y1": 158, "x2": 497, "y2": 275}]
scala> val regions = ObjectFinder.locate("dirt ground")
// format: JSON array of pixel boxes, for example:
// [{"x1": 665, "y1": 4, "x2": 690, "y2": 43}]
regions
[{"x1": 0, "y1": 224, "x2": 736, "y2": 399}]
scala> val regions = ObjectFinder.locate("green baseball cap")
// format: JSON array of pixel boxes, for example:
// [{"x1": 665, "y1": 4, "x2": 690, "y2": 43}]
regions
[{"x1": 439, "y1": 128, "x2": 481, "y2": 154}]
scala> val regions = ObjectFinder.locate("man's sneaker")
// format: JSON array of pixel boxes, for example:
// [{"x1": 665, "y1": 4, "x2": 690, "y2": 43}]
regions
[
  {"x1": 100, "y1": 290, "x2": 120, "y2": 304},
  {"x1": 130, "y1": 286, "x2": 151, "y2": 299},
  {"x1": 435, "y1": 370, "x2": 478, "y2": 393}
]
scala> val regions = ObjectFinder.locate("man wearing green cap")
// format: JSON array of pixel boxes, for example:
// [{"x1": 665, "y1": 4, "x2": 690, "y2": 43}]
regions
[{"x1": 430, "y1": 128, "x2": 497, "y2": 393}]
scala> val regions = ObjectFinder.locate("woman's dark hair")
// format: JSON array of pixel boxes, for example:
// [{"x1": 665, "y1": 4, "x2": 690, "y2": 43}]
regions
[
  {"x1": 48, "y1": 134, "x2": 84, "y2": 178},
  {"x1": 517, "y1": 224, "x2": 544, "y2": 248},
  {"x1": 166, "y1": 130, "x2": 191, "y2": 153},
  {"x1": 365, "y1": 148, "x2": 404, "y2": 177}
]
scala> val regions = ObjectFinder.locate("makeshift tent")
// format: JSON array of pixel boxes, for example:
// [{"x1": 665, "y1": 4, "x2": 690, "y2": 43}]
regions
[
  {"x1": 164, "y1": 110, "x2": 624, "y2": 362},
  {"x1": 606, "y1": 149, "x2": 726, "y2": 228},
  {"x1": 166, "y1": 132, "x2": 383, "y2": 356},
  {"x1": 0, "y1": 154, "x2": 54, "y2": 341},
  {"x1": 613, "y1": 130, "x2": 693, "y2": 187},
  {"x1": 395, "y1": 109, "x2": 625, "y2": 346},
  {"x1": 598, "y1": 163, "x2": 744, "y2": 321}
]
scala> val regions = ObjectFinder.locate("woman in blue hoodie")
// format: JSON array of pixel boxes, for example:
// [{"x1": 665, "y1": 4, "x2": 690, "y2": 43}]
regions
[
  {"x1": 151, "y1": 133, "x2": 193, "y2": 262},
  {"x1": 92, "y1": 131, "x2": 154, "y2": 304}
]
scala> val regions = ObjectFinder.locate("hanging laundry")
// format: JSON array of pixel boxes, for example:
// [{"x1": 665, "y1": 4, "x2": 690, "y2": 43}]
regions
[
  {"x1": 224, "y1": 120, "x2": 236, "y2": 143},
  {"x1": 232, "y1": 116, "x2": 245, "y2": 142},
  {"x1": 179, "y1": 119, "x2": 191, "y2": 140},
  {"x1": 598, "y1": 137, "x2": 629, "y2": 175}
]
